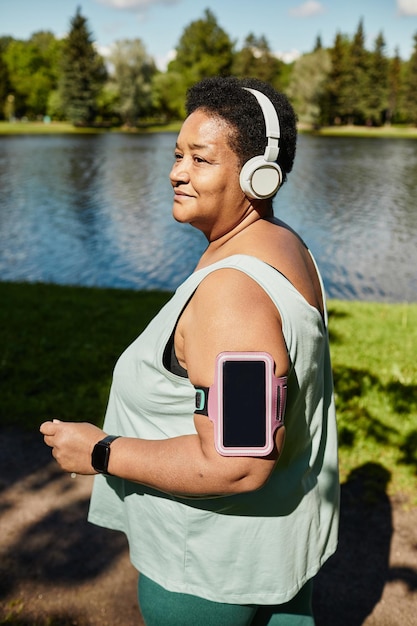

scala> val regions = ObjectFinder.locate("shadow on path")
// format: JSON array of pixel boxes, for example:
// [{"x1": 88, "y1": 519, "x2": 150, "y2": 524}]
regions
[
  {"x1": 314, "y1": 462, "x2": 417, "y2": 625},
  {"x1": 1, "y1": 430, "x2": 417, "y2": 625},
  {"x1": 0, "y1": 427, "x2": 141, "y2": 625}
]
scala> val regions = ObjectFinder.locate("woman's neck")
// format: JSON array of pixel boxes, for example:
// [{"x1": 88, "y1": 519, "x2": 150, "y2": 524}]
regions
[{"x1": 196, "y1": 210, "x2": 270, "y2": 269}]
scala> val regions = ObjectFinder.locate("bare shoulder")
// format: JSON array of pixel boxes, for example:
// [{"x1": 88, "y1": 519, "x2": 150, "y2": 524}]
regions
[
  {"x1": 246, "y1": 219, "x2": 324, "y2": 315},
  {"x1": 178, "y1": 267, "x2": 288, "y2": 385},
  {"x1": 192, "y1": 267, "x2": 281, "y2": 334},
  {"x1": 199, "y1": 266, "x2": 278, "y2": 312}
]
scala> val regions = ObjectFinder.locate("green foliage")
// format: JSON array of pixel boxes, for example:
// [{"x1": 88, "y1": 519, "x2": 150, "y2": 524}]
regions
[
  {"x1": 0, "y1": 37, "x2": 12, "y2": 120},
  {"x1": 404, "y1": 33, "x2": 417, "y2": 125},
  {"x1": 325, "y1": 20, "x2": 374, "y2": 125},
  {"x1": 168, "y1": 8, "x2": 234, "y2": 89},
  {"x1": 46, "y1": 89, "x2": 66, "y2": 120},
  {"x1": 2, "y1": 32, "x2": 62, "y2": 119},
  {"x1": 232, "y1": 34, "x2": 285, "y2": 90},
  {"x1": 365, "y1": 32, "x2": 389, "y2": 125},
  {"x1": 345, "y1": 19, "x2": 371, "y2": 124},
  {"x1": 151, "y1": 71, "x2": 187, "y2": 121},
  {"x1": 1, "y1": 8, "x2": 417, "y2": 128},
  {"x1": 313, "y1": 35, "x2": 323, "y2": 52},
  {"x1": 320, "y1": 32, "x2": 351, "y2": 125},
  {"x1": 59, "y1": 8, "x2": 107, "y2": 125},
  {"x1": 108, "y1": 38, "x2": 156, "y2": 126},
  {"x1": 319, "y1": 21, "x2": 405, "y2": 127},
  {"x1": 287, "y1": 48, "x2": 331, "y2": 126},
  {"x1": 95, "y1": 82, "x2": 120, "y2": 125},
  {"x1": 387, "y1": 48, "x2": 406, "y2": 124}
]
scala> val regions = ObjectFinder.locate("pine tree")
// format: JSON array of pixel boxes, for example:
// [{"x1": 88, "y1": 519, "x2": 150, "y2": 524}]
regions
[
  {"x1": 342, "y1": 20, "x2": 371, "y2": 124},
  {"x1": 321, "y1": 31, "x2": 350, "y2": 124},
  {"x1": 0, "y1": 37, "x2": 12, "y2": 120},
  {"x1": 367, "y1": 32, "x2": 388, "y2": 125},
  {"x1": 313, "y1": 35, "x2": 323, "y2": 52},
  {"x1": 387, "y1": 47, "x2": 403, "y2": 124},
  {"x1": 59, "y1": 7, "x2": 107, "y2": 125},
  {"x1": 405, "y1": 32, "x2": 417, "y2": 125},
  {"x1": 232, "y1": 34, "x2": 284, "y2": 90}
]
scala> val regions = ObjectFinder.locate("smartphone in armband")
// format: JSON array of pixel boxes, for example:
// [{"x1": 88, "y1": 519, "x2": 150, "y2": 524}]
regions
[{"x1": 194, "y1": 352, "x2": 287, "y2": 457}]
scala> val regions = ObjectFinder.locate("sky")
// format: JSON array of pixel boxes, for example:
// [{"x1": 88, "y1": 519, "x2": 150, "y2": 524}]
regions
[{"x1": 1, "y1": 0, "x2": 417, "y2": 69}]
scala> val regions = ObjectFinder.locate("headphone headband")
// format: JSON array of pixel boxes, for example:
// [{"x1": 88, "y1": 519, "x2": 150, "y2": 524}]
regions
[
  {"x1": 239, "y1": 87, "x2": 283, "y2": 199},
  {"x1": 242, "y1": 87, "x2": 281, "y2": 162}
]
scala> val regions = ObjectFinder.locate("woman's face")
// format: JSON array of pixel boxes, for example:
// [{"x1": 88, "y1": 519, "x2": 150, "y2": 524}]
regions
[{"x1": 169, "y1": 109, "x2": 250, "y2": 241}]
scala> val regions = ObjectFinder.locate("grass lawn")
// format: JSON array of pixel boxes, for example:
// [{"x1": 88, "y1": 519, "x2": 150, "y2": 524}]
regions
[
  {"x1": 314, "y1": 125, "x2": 417, "y2": 139},
  {"x1": 327, "y1": 299, "x2": 417, "y2": 503},
  {"x1": 1, "y1": 120, "x2": 416, "y2": 138},
  {"x1": 0, "y1": 121, "x2": 106, "y2": 134},
  {"x1": 1, "y1": 282, "x2": 416, "y2": 504},
  {"x1": 0, "y1": 121, "x2": 182, "y2": 135}
]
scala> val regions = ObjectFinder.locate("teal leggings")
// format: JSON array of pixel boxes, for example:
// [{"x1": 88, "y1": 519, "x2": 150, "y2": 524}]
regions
[{"x1": 138, "y1": 575, "x2": 315, "y2": 626}]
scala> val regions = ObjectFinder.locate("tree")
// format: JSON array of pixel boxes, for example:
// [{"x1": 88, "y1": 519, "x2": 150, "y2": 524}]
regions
[
  {"x1": 404, "y1": 32, "x2": 417, "y2": 125},
  {"x1": 232, "y1": 34, "x2": 284, "y2": 90},
  {"x1": 0, "y1": 37, "x2": 12, "y2": 120},
  {"x1": 3, "y1": 39, "x2": 36, "y2": 117},
  {"x1": 313, "y1": 35, "x2": 323, "y2": 52},
  {"x1": 341, "y1": 20, "x2": 371, "y2": 124},
  {"x1": 151, "y1": 71, "x2": 187, "y2": 121},
  {"x1": 322, "y1": 20, "x2": 374, "y2": 125},
  {"x1": 287, "y1": 48, "x2": 331, "y2": 126},
  {"x1": 168, "y1": 9, "x2": 234, "y2": 88},
  {"x1": 59, "y1": 7, "x2": 107, "y2": 125},
  {"x1": 108, "y1": 39, "x2": 156, "y2": 126},
  {"x1": 47, "y1": 89, "x2": 66, "y2": 120},
  {"x1": 387, "y1": 47, "x2": 404, "y2": 124},
  {"x1": 3, "y1": 32, "x2": 62, "y2": 119},
  {"x1": 321, "y1": 31, "x2": 351, "y2": 124},
  {"x1": 367, "y1": 32, "x2": 388, "y2": 125}
]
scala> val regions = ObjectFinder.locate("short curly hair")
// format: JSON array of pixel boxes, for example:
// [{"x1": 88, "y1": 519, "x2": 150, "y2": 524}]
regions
[{"x1": 185, "y1": 76, "x2": 297, "y2": 187}]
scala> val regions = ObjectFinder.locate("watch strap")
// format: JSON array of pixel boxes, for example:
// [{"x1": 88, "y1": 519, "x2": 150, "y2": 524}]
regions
[
  {"x1": 92, "y1": 435, "x2": 120, "y2": 475},
  {"x1": 100, "y1": 435, "x2": 121, "y2": 446}
]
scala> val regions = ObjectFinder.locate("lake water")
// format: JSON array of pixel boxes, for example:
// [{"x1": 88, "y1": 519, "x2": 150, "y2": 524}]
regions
[{"x1": 0, "y1": 132, "x2": 416, "y2": 302}]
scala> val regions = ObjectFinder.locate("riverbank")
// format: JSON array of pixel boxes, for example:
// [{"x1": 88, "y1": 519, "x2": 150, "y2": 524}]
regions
[
  {"x1": 0, "y1": 120, "x2": 182, "y2": 135},
  {"x1": 1, "y1": 119, "x2": 417, "y2": 138},
  {"x1": 311, "y1": 124, "x2": 417, "y2": 139}
]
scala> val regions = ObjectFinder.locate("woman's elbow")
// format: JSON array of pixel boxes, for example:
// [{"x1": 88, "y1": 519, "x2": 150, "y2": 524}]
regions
[{"x1": 227, "y1": 466, "x2": 274, "y2": 494}]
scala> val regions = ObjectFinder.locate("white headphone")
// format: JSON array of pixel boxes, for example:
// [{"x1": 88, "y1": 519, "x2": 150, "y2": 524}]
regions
[{"x1": 239, "y1": 88, "x2": 282, "y2": 200}]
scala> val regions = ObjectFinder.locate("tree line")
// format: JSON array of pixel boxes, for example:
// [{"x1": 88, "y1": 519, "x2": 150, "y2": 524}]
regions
[{"x1": 1, "y1": 7, "x2": 417, "y2": 128}]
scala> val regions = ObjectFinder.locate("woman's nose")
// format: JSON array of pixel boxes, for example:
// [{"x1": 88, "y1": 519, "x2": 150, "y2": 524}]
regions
[{"x1": 170, "y1": 159, "x2": 190, "y2": 185}]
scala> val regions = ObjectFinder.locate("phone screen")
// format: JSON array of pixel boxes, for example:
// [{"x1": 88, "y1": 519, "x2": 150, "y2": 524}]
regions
[{"x1": 222, "y1": 360, "x2": 266, "y2": 448}]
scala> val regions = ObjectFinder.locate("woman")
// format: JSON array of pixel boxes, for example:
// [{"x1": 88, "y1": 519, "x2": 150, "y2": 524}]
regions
[{"x1": 41, "y1": 76, "x2": 339, "y2": 625}]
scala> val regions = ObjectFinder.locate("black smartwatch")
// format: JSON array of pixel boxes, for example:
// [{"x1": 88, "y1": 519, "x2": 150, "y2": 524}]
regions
[{"x1": 91, "y1": 435, "x2": 120, "y2": 475}]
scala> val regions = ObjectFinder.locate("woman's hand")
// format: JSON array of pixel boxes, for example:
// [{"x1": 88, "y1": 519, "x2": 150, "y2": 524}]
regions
[{"x1": 40, "y1": 420, "x2": 105, "y2": 475}]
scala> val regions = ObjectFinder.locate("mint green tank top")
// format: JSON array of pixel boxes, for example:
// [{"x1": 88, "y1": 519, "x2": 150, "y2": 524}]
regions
[{"x1": 88, "y1": 254, "x2": 339, "y2": 604}]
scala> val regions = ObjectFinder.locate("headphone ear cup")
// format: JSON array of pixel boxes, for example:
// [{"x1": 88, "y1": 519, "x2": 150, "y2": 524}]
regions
[{"x1": 239, "y1": 156, "x2": 282, "y2": 199}]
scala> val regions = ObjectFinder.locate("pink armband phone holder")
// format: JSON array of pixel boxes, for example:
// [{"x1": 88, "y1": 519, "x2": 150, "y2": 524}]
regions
[{"x1": 195, "y1": 351, "x2": 287, "y2": 457}]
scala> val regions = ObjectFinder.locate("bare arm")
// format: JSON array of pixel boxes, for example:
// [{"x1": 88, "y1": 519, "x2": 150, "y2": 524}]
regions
[{"x1": 41, "y1": 269, "x2": 288, "y2": 496}]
